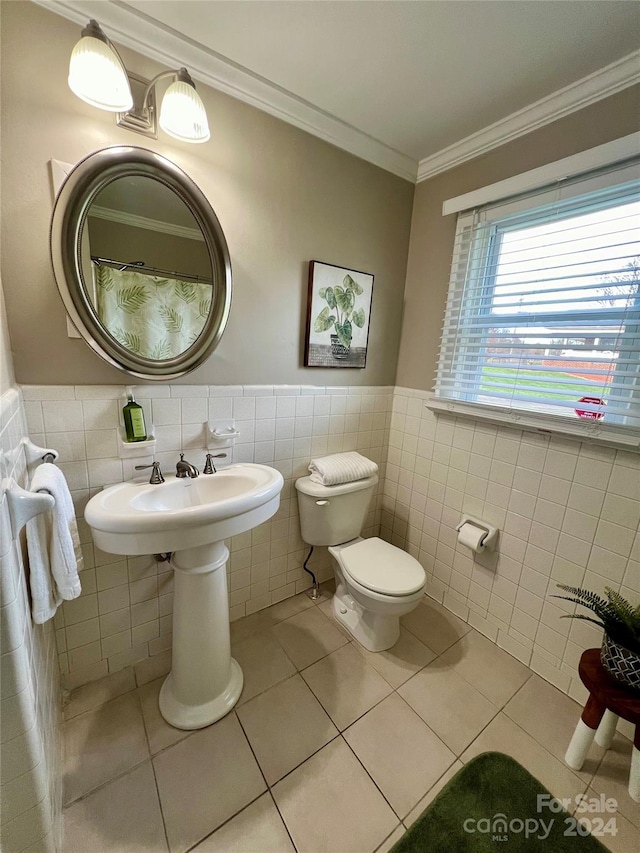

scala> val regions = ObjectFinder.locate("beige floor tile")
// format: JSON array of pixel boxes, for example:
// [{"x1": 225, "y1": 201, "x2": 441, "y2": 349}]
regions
[
  {"x1": 272, "y1": 737, "x2": 398, "y2": 853},
  {"x1": 461, "y1": 712, "x2": 588, "y2": 805},
  {"x1": 354, "y1": 627, "x2": 437, "y2": 688},
  {"x1": 237, "y1": 674, "x2": 338, "y2": 784},
  {"x1": 441, "y1": 629, "x2": 531, "y2": 706},
  {"x1": 230, "y1": 612, "x2": 272, "y2": 644},
  {"x1": 63, "y1": 762, "x2": 167, "y2": 853},
  {"x1": 580, "y1": 789, "x2": 639, "y2": 853},
  {"x1": 398, "y1": 661, "x2": 498, "y2": 755},
  {"x1": 191, "y1": 793, "x2": 294, "y2": 853},
  {"x1": 263, "y1": 592, "x2": 315, "y2": 625},
  {"x1": 302, "y1": 644, "x2": 392, "y2": 730},
  {"x1": 63, "y1": 692, "x2": 149, "y2": 804},
  {"x1": 375, "y1": 825, "x2": 405, "y2": 852},
  {"x1": 404, "y1": 761, "x2": 464, "y2": 828},
  {"x1": 153, "y1": 713, "x2": 266, "y2": 853},
  {"x1": 63, "y1": 668, "x2": 136, "y2": 720},
  {"x1": 272, "y1": 607, "x2": 349, "y2": 670},
  {"x1": 401, "y1": 597, "x2": 470, "y2": 654},
  {"x1": 138, "y1": 677, "x2": 191, "y2": 755},
  {"x1": 589, "y1": 735, "x2": 640, "y2": 828},
  {"x1": 504, "y1": 674, "x2": 603, "y2": 782},
  {"x1": 343, "y1": 693, "x2": 456, "y2": 819},
  {"x1": 232, "y1": 630, "x2": 296, "y2": 704}
]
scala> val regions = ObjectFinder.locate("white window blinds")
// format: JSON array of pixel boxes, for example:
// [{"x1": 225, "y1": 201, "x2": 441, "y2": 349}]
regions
[{"x1": 432, "y1": 159, "x2": 640, "y2": 447}]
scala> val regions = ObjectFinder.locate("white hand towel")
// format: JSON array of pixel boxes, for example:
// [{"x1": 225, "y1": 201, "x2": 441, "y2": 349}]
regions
[
  {"x1": 308, "y1": 451, "x2": 378, "y2": 486},
  {"x1": 26, "y1": 464, "x2": 83, "y2": 624}
]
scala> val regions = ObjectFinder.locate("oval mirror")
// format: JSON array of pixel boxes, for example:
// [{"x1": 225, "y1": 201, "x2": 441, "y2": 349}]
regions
[{"x1": 50, "y1": 146, "x2": 232, "y2": 380}]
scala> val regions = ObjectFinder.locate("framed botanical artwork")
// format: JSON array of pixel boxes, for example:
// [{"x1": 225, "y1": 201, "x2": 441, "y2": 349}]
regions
[{"x1": 304, "y1": 260, "x2": 374, "y2": 368}]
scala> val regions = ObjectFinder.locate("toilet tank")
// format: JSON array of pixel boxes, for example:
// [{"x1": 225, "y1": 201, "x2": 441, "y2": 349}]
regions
[{"x1": 295, "y1": 474, "x2": 378, "y2": 546}]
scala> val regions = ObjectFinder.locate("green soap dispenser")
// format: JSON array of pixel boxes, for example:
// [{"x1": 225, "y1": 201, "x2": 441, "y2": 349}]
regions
[{"x1": 123, "y1": 388, "x2": 147, "y2": 442}]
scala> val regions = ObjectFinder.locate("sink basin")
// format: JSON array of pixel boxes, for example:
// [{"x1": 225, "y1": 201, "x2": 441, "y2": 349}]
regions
[{"x1": 85, "y1": 463, "x2": 284, "y2": 555}]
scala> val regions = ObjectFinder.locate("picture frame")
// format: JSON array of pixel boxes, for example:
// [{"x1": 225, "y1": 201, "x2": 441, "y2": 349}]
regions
[{"x1": 304, "y1": 260, "x2": 374, "y2": 368}]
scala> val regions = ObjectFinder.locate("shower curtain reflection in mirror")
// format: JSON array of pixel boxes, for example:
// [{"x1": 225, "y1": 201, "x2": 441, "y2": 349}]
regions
[{"x1": 95, "y1": 265, "x2": 212, "y2": 359}]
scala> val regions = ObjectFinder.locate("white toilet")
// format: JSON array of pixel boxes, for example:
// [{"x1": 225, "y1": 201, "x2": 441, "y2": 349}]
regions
[{"x1": 295, "y1": 473, "x2": 426, "y2": 652}]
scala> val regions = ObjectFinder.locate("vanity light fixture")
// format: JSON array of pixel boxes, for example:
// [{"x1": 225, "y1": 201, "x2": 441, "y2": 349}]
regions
[
  {"x1": 68, "y1": 20, "x2": 210, "y2": 144},
  {"x1": 68, "y1": 19, "x2": 133, "y2": 112}
]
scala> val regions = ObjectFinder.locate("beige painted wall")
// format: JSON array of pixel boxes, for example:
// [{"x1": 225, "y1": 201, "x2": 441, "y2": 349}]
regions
[
  {"x1": 396, "y1": 84, "x2": 640, "y2": 392},
  {"x1": 0, "y1": 2, "x2": 414, "y2": 386}
]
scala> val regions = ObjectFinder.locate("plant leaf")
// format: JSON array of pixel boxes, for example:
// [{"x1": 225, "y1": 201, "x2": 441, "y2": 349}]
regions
[
  {"x1": 352, "y1": 307, "x2": 366, "y2": 328},
  {"x1": 334, "y1": 286, "x2": 354, "y2": 313},
  {"x1": 159, "y1": 305, "x2": 183, "y2": 333},
  {"x1": 314, "y1": 306, "x2": 335, "y2": 333},
  {"x1": 335, "y1": 319, "x2": 352, "y2": 348},
  {"x1": 115, "y1": 285, "x2": 149, "y2": 314},
  {"x1": 324, "y1": 287, "x2": 336, "y2": 309},
  {"x1": 198, "y1": 297, "x2": 211, "y2": 318},
  {"x1": 344, "y1": 273, "x2": 363, "y2": 295}
]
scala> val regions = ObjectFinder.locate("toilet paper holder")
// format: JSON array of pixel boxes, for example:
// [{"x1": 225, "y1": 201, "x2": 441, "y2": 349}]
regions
[{"x1": 456, "y1": 515, "x2": 499, "y2": 552}]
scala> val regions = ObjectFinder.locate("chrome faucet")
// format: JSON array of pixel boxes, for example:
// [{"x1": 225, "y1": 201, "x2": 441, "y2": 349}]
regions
[
  {"x1": 135, "y1": 461, "x2": 164, "y2": 484},
  {"x1": 176, "y1": 453, "x2": 199, "y2": 479},
  {"x1": 203, "y1": 453, "x2": 227, "y2": 474}
]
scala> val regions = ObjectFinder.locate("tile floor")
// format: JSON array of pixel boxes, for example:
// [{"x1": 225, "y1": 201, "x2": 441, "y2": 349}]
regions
[{"x1": 63, "y1": 590, "x2": 640, "y2": 853}]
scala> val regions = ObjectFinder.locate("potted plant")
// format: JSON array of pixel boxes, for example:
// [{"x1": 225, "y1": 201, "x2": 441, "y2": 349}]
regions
[
  {"x1": 314, "y1": 274, "x2": 367, "y2": 359},
  {"x1": 553, "y1": 584, "x2": 640, "y2": 690}
]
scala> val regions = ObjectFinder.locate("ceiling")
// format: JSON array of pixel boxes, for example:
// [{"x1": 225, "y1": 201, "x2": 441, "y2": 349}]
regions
[{"x1": 44, "y1": 1, "x2": 640, "y2": 180}]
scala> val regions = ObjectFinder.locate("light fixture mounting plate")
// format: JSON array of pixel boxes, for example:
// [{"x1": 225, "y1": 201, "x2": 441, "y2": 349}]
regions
[{"x1": 116, "y1": 73, "x2": 157, "y2": 139}]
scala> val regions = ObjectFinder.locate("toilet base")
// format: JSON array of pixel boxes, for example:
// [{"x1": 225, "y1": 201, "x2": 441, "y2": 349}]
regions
[{"x1": 333, "y1": 582, "x2": 400, "y2": 652}]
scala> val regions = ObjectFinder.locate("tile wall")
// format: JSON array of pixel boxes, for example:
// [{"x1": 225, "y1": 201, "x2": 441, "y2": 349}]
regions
[
  {"x1": 382, "y1": 387, "x2": 640, "y2": 707},
  {"x1": 0, "y1": 387, "x2": 62, "y2": 852},
  {"x1": 21, "y1": 384, "x2": 391, "y2": 690}
]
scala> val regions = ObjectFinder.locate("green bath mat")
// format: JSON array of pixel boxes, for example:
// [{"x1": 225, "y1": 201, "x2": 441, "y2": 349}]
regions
[{"x1": 391, "y1": 752, "x2": 611, "y2": 852}]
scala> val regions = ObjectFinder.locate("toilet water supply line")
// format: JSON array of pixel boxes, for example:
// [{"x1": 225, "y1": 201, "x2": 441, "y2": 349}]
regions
[{"x1": 303, "y1": 547, "x2": 320, "y2": 600}]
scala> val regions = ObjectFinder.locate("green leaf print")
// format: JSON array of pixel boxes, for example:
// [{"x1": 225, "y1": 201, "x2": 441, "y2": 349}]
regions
[
  {"x1": 116, "y1": 285, "x2": 149, "y2": 314},
  {"x1": 111, "y1": 327, "x2": 142, "y2": 353},
  {"x1": 198, "y1": 297, "x2": 211, "y2": 318},
  {"x1": 352, "y1": 307, "x2": 366, "y2": 328},
  {"x1": 314, "y1": 306, "x2": 336, "y2": 333},
  {"x1": 344, "y1": 273, "x2": 363, "y2": 295},
  {"x1": 150, "y1": 340, "x2": 173, "y2": 359},
  {"x1": 159, "y1": 305, "x2": 183, "y2": 333},
  {"x1": 175, "y1": 282, "x2": 197, "y2": 303},
  {"x1": 96, "y1": 267, "x2": 115, "y2": 291}
]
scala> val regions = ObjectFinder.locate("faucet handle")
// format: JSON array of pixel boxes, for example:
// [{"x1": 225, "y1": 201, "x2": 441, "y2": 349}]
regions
[
  {"x1": 203, "y1": 453, "x2": 227, "y2": 474},
  {"x1": 135, "y1": 461, "x2": 164, "y2": 484}
]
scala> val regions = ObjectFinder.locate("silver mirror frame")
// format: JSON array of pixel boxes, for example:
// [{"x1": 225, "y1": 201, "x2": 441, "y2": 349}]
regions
[{"x1": 50, "y1": 145, "x2": 232, "y2": 380}]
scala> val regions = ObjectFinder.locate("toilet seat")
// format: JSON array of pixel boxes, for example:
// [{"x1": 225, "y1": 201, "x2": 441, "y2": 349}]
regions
[{"x1": 333, "y1": 537, "x2": 425, "y2": 597}]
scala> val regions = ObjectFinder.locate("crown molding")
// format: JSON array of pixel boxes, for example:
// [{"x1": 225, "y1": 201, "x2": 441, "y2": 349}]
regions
[
  {"x1": 417, "y1": 50, "x2": 640, "y2": 183},
  {"x1": 36, "y1": 0, "x2": 418, "y2": 183},
  {"x1": 89, "y1": 205, "x2": 205, "y2": 242}
]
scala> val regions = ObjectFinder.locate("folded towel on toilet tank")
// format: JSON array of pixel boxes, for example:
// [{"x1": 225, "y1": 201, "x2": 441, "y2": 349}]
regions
[{"x1": 308, "y1": 451, "x2": 378, "y2": 486}]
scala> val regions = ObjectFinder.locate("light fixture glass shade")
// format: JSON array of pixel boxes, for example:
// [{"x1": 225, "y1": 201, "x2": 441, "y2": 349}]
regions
[
  {"x1": 68, "y1": 36, "x2": 133, "y2": 112},
  {"x1": 159, "y1": 80, "x2": 210, "y2": 143}
]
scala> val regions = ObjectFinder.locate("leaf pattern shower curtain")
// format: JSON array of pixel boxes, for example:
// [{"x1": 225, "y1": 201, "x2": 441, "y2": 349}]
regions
[{"x1": 95, "y1": 266, "x2": 212, "y2": 359}]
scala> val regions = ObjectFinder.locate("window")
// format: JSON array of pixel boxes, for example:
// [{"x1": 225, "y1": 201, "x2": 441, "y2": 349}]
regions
[{"x1": 432, "y1": 157, "x2": 640, "y2": 447}]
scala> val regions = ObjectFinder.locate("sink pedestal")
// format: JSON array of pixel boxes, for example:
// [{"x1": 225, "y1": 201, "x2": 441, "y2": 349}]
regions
[{"x1": 159, "y1": 541, "x2": 243, "y2": 730}]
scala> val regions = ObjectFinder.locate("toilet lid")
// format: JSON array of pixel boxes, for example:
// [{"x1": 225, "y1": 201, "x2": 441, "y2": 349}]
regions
[{"x1": 339, "y1": 537, "x2": 426, "y2": 596}]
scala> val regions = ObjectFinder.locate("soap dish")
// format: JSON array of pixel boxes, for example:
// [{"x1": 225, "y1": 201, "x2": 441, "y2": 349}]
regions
[{"x1": 118, "y1": 431, "x2": 156, "y2": 459}]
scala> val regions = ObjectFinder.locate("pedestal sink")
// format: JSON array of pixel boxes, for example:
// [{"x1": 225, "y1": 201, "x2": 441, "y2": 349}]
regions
[{"x1": 84, "y1": 464, "x2": 284, "y2": 730}]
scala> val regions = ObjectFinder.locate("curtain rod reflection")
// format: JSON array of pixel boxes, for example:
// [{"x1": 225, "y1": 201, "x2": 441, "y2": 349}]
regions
[{"x1": 91, "y1": 256, "x2": 212, "y2": 285}]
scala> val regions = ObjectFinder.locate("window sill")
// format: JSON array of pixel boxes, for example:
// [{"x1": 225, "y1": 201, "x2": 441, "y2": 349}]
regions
[{"x1": 426, "y1": 397, "x2": 640, "y2": 451}]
